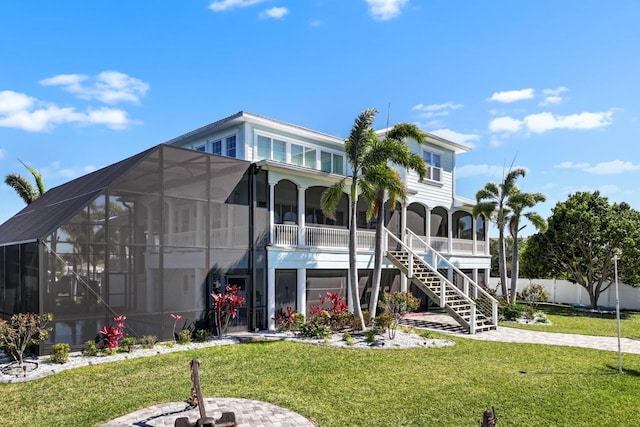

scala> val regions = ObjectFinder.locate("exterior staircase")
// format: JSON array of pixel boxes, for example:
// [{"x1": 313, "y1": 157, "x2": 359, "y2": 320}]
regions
[{"x1": 384, "y1": 228, "x2": 498, "y2": 334}]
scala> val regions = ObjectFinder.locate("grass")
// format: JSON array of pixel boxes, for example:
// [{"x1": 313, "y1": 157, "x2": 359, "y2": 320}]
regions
[
  {"x1": 501, "y1": 303, "x2": 640, "y2": 338},
  {"x1": 2, "y1": 330, "x2": 640, "y2": 426}
]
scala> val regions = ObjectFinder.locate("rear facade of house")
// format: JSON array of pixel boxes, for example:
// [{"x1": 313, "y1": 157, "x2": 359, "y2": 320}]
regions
[{"x1": 0, "y1": 111, "x2": 494, "y2": 353}]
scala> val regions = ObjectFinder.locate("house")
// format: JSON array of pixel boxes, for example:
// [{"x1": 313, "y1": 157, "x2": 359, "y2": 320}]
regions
[{"x1": 0, "y1": 111, "x2": 496, "y2": 353}]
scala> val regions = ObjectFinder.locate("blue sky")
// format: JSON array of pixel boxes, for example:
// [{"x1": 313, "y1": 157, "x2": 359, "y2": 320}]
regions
[{"x1": 1, "y1": 0, "x2": 639, "y2": 236}]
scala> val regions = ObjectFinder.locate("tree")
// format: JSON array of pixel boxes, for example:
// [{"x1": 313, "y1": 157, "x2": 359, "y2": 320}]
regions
[
  {"x1": 506, "y1": 189, "x2": 547, "y2": 300},
  {"x1": 359, "y1": 123, "x2": 426, "y2": 321},
  {"x1": 520, "y1": 191, "x2": 640, "y2": 308},
  {"x1": 4, "y1": 159, "x2": 46, "y2": 205},
  {"x1": 473, "y1": 168, "x2": 526, "y2": 302}
]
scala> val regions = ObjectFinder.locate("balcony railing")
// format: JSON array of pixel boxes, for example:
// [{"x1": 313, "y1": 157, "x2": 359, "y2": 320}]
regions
[{"x1": 273, "y1": 224, "x2": 488, "y2": 255}]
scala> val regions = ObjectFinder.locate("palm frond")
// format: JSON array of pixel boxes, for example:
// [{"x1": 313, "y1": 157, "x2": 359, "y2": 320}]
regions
[
  {"x1": 320, "y1": 179, "x2": 347, "y2": 220},
  {"x1": 386, "y1": 122, "x2": 427, "y2": 144},
  {"x1": 18, "y1": 159, "x2": 45, "y2": 196},
  {"x1": 4, "y1": 173, "x2": 38, "y2": 205}
]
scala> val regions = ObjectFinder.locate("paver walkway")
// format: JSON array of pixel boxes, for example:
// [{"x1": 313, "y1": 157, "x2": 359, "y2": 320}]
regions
[
  {"x1": 401, "y1": 312, "x2": 640, "y2": 354},
  {"x1": 101, "y1": 397, "x2": 314, "y2": 427}
]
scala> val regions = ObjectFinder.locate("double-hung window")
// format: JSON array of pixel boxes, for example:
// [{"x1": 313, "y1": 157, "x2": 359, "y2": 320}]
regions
[
  {"x1": 291, "y1": 144, "x2": 316, "y2": 169},
  {"x1": 321, "y1": 151, "x2": 344, "y2": 174},
  {"x1": 422, "y1": 150, "x2": 442, "y2": 182},
  {"x1": 209, "y1": 133, "x2": 238, "y2": 157},
  {"x1": 257, "y1": 135, "x2": 286, "y2": 162}
]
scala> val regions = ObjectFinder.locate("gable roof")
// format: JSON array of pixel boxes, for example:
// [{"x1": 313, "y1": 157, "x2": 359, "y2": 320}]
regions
[{"x1": 0, "y1": 146, "x2": 155, "y2": 246}]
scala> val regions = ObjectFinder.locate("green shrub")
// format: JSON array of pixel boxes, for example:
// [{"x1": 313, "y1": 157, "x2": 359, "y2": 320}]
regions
[
  {"x1": 274, "y1": 308, "x2": 305, "y2": 332},
  {"x1": 373, "y1": 313, "x2": 392, "y2": 332},
  {"x1": 177, "y1": 329, "x2": 192, "y2": 344},
  {"x1": 299, "y1": 321, "x2": 332, "y2": 339},
  {"x1": 195, "y1": 329, "x2": 209, "y2": 342},
  {"x1": 51, "y1": 343, "x2": 70, "y2": 364},
  {"x1": 520, "y1": 284, "x2": 550, "y2": 309},
  {"x1": 501, "y1": 304, "x2": 523, "y2": 321},
  {"x1": 342, "y1": 331, "x2": 354, "y2": 345},
  {"x1": 82, "y1": 340, "x2": 98, "y2": 357},
  {"x1": 140, "y1": 335, "x2": 157, "y2": 349},
  {"x1": 120, "y1": 337, "x2": 136, "y2": 352},
  {"x1": 365, "y1": 329, "x2": 377, "y2": 343}
]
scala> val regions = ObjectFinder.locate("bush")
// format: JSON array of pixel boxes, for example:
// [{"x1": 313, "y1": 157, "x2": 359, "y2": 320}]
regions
[
  {"x1": 501, "y1": 304, "x2": 523, "y2": 321},
  {"x1": 120, "y1": 337, "x2": 136, "y2": 352},
  {"x1": 342, "y1": 331, "x2": 354, "y2": 345},
  {"x1": 299, "y1": 321, "x2": 332, "y2": 339},
  {"x1": 373, "y1": 313, "x2": 392, "y2": 332},
  {"x1": 383, "y1": 291, "x2": 420, "y2": 340},
  {"x1": 51, "y1": 343, "x2": 70, "y2": 364},
  {"x1": 0, "y1": 313, "x2": 53, "y2": 370},
  {"x1": 177, "y1": 329, "x2": 192, "y2": 344},
  {"x1": 83, "y1": 340, "x2": 98, "y2": 357},
  {"x1": 365, "y1": 330, "x2": 377, "y2": 343},
  {"x1": 195, "y1": 329, "x2": 209, "y2": 342},
  {"x1": 520, "y1": 284, "x2": 550, "y2": 309},
  {"x1": 274, "y1": 307, "x2": 304, "y2": 332},
  {"x1": 140, "y1": 335, "x2": 157, "y2": 349}
]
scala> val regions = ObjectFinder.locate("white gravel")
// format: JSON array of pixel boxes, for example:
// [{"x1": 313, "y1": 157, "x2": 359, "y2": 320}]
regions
[{"x1": 1, "y1": 329, "x2": 453, "y2": 383}]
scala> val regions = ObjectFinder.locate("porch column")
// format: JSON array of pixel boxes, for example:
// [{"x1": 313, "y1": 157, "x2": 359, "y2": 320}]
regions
[
  {"x1": 400, "y1": 202, "x2": 408, "y2": 292},
  {"x1": 298, "y1": 185, "x2": 306, "y2": 246},
  {"x1": 425, "y1": 207, "x2": 431, "y2": 245},
  {"x1": 472, "y1": 215, "x2": 477, "y2": 255},
  {"x1": 472, "y1": 269, "x2": 479, "y2": 298},
  {"x1": 269, "y1": 181, "x2": 276, "y2": 245},
  {"x1": 267, "y1": 268, "x2": 276, "y2": 331},
  {"x1": 484, "y1": 268, "x2": 490, "y2": 287},
  {"x1": 297, "y1": 268, "x2": 306, "y2": 319},
  {"x1": 447, "y1": 209, "x2": 453, "y2": 253}
]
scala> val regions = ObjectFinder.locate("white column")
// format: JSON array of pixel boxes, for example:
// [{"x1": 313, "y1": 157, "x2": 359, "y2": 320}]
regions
[
  {"x1": 472, "y1": 215, "x2": 477, "y2": 255},
  {"x1": 297, "y1": 268, "x2": 306, "y2": 319},
  {"x1": 425, "y1": 207, "x2": 431, "y2": 246},
  {"x1": 472, "y1": 269, "x2": 479, "y2": 298},
  {"x1": 400, "y1": 202, "x2": 408, "y2": 292},
  {"x1": 447, "y1": 209, "x2": 453, "y2": 253},
  {"x1": 267, "y1": 268, "x2": 276, "y2": 331},
  {"x1": 484, "y1": 268, "x2": 490, "y2": 287},
  {"x1": 269, "y1": 182, "x2": 276, "y2": 245},
  {"x1": 298, "y1": 185, "x2": 306, "y2": 246}
]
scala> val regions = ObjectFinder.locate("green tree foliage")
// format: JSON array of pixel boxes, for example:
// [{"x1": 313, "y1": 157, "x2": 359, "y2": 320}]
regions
[
  {"x1": 520, "y1": 191, "x2": 640, "y2": 308},
  {"x1": 4, "y1": 159, "x2": 46, "y2": 205}
]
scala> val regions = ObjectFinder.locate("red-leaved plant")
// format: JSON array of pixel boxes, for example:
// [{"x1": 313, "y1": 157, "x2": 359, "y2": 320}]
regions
[
  {"x1": 309, "y1": 292, "x2": 355, "y2": 331},
  {"x1": 99, "y1": 315, "x2": 126, "y2": 351},
  {"x1": 170, "y1": 313, "x2": 182, "y2": 343},
  {"x1": 211, "y1": 285, "x2": 245, "y2": 337}
]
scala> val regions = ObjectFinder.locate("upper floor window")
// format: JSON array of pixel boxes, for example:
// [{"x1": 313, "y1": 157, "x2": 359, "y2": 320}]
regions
[
  {"x1": 226, "y1": 136, "x2": 236, "y2": 158},
  {"x1": 194, "y1": 144, "x2": 206, "y2": 152},
  {"x1": 321, "y1": 151, "x2": 344, "y2": 174},
  {"x1": 209, "y1": 133, "x2": 238, "y2": 157},
  {"x1": 257, "y1": 135, "x2": 286, "y2": 162},
  {"x1": 422, "y1": 150, "x2": 442, "y2": 182},
  {"x1": 291, "y1": 144, "x2": 316, "y2": 169}
]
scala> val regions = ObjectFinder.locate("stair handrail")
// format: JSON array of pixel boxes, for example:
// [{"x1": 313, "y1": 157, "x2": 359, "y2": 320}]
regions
[
  {"x1": 404, "y1": 229, "x2": 499, "y2": 327},
  {"x1": 384, "y1": 227, "x2": 477, "y2": 333}
]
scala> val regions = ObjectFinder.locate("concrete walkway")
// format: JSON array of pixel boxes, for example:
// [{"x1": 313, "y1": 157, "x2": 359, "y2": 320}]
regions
[{"x1": 401, "y1": 312, "x2": 640, "y2": 354}]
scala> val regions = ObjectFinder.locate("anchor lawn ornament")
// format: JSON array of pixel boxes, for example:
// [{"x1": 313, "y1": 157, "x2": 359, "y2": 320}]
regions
[{"x1": 174, "y1": 359, "x2": 236, "y2": 427}]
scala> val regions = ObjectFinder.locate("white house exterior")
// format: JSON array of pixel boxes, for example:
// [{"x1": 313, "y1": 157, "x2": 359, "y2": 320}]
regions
[{"x1": 167, "y1": 111, "x2": 493, "y2": 332}]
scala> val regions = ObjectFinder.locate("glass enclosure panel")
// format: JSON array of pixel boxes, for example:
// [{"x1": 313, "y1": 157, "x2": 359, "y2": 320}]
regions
[
  {"x1": 109, "y1": 192, "x2": 161, "y2": 247},
  {"x1": 407, "y1": 203, "x2": 426, "y2": 235},
  {"x1": 273, "y1": 139, "x2": 286, "y2": 162},
  {"x1": 5, "y1": 245, "x2": 20, "y2": 314},
  {"x1": 257, "y1": 135, "x2": 270, "y2": 160},
  {"x1": 453, "y1": 211, "x2": 473, "y2": 239},
  {"x1": 333, "y1": 154, "x2": 344, "y2": 175},
  {"x1": 209, "y1": 156, "x2": 250, "y2": 203},
  {"x1": 305, "y1": 148, "x2": 316, "y2": 169},
  {"x1": 274, "y1": 180, "x2": 297, "y2": 224},
  {"x1": 111, "y1": 148, "x2": 161, "y2": 195},
  {"x1": 275, "y1": 269, "x2": 297, "y2": 311},
  {"x1": 163, "y1": 197, "x2": 208, "y2": 247},
  {"x1": 321, "y1": 151, "x2": 332, "y2": 173},
  {"x1": 306, "y1": 269, "x2": 347, "y2": 315},
  {"x1": 431, "y1": 207, "x2": 448, "y2": 237},
  {"x1": 291, "y1": 144, "x2": 303, "y2": 166},
  {"x1": 163, "y1": 149, "x2": 208, "y2": 200}
]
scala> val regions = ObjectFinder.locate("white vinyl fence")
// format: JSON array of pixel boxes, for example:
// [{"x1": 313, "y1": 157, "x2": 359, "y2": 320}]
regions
[{"x1": 488, "y1": 278, "x2": 640, "y2": 310}]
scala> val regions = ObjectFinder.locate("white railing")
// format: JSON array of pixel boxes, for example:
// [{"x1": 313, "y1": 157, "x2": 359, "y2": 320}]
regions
[
  {"x1": 305, "y1": 226, "x2": 348, "y2": 248},
  {"x1": 355, "y1": 230, "x2": 376, "y2": 250},
  {"x1": 274, "y1": 224, "x2": 376, "y2": 250},
  {"x1": 452, "y1": 239, "x2": 474, "y2": 254},
  {"x1": 274, "y1": 224, "x2": 298, "y2": 246},
  {"x1": 404, "y1": 228, "x2": 499, "y2": 328},
  {"x1": 429, "y1": 237, "x2": 448, "y2": 253}
]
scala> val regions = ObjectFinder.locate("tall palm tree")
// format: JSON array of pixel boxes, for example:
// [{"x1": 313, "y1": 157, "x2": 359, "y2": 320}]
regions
[
  {"x1": 4, "y1": 159, "x2": 46, "y2": 205},
  {"x1": 321, "y1": 109, "x2": 378, "y2": 330},
  {"x1": 360, "y1": 124, "x2": 426, "y2": 321},
  {"x1": 506, "y1": 190, "x2": 547, "y2": 300},
  {"x1": 472, "y1": 167, "x2": 526, "y2": 303}
]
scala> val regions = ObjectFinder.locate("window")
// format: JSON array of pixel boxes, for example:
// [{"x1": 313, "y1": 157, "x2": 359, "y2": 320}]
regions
[
  {"x1": 321, "y1": 151, "x2": 344, "y2": 174},
  {"x1": 211, "y1": 140, "x2": 222, "y2": 155},
  {"x1": 291, "y1": 144, "x2": 316, "y2": 169},
  {"x1": 226, "y1": 136, "x2": 236, "y2": 158},
  {"x1": 255, "y1": 133, "x2": 343, "y2": 174},
  {"x1": 208, "y1": 133, "x2": 237, "y2": 157},
  {"x1": 257, "y1": 136, "x2": 287, "y2": 162},
  {"x1": 194, "y1": 144, "x2": 206, "y2": 152},
  {"x1": 422, "y1": 150, "x2": 442, "y2": 182}
]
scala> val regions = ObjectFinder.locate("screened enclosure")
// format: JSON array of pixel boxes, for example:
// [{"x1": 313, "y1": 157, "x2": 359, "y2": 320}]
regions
[{"x1": 0, "y1": 145, "x2": 268, "y2": 352}]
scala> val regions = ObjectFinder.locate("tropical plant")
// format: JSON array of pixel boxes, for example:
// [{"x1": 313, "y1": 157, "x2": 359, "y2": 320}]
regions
[
  {"x1": 99, "y1": 315, "x2": 126, "y2": 352},
  {"x1": 359, "y1": 122, "x2": 427, "y2": 322},
  {"x1": 382, "y1": 291, "x2": 420, "y2": 339},
  {"x1": 520, "y1": 191, "x2": 640, "y2": 308},
  {"x1": 4, "y1": 159, "x2": 46, "y2": 205},
  {"x1": 506, "y1": 189, "x2": 547, "y2": 300},
  {"x1": 170, "y1": 313, "x2": 182, "y2": 343},
  {"x1": 51, "y1": 343, "x2": 70, "y2": 364},
  {"x1": 520, "y1": 284, "x2": 549, "y2": 310},
  {"x1": 473, "y1": 167, "x2": 526, "y2": 303},
  {"x1": 0, "y1": 313, "x2": 52, "y2": 371},
  {"x1": 211, "y1": 285, "x2": 246, "y2": 337}
]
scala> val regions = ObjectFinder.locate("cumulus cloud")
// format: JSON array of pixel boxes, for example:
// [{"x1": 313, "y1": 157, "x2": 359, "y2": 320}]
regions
[
  {"x1": 524, "y1": 111, "x2": 613, "y2": 133},
  {"x1": 555, "y1": 161, "x2": 591, "y2": 169},
  {"x1": 365, "y1": 0, "x2": 409, "y2": 21},
  {"x1": 584, "y1": 160, "x2": 640, "y2": 175},
  {"x1": 540, "y1": 86, "x2": 568, "y2": 106},
  {"x1": 429, "y1": 128, "x2": 478, "y2": 148},
  {"x1": 260, "y1": 7, "x2": 289, "y2": 19},
  {"x1": 488, "y1": 88, "x2": 535, "y2": 103},
  {"x1": 40, "y1": 71, "x2": 149, "y2": 104},
  {"x1": 457, "y1": 164, "x2": 528, "y2": 179},
  {"x1": 488, "y1": 116, "x2": 523, "y2": 133},
  {"x1": 209, "y1": 0, "x2": 265, "y2": 12},
  {"x1": 412, "y1": 101, "x2": 462, "y2": 118}
]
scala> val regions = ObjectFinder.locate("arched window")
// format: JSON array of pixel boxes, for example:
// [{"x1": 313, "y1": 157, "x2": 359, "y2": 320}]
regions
[
  {"x1": 430, "y1": 207, "x2": 448, "y2": 237},
  {"x1": 452, "y1": 211, "x2": 473, "y2": 240},
  {"x1": 274, "y1": 180, "x2": 297, "y2": 224},
  {"x1": 407, "y1": 203, "x2": 426, "y2": 236}
]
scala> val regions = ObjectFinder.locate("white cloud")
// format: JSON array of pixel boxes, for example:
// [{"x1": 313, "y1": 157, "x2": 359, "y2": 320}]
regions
[
  {"x1": 457, "y1": 164, "x2": 528, "y2": 179},
  {"x1": 584, "y1": 160, "x2": 640, "y2": 175},
  {"x1": 58, "y1": 165, "x2": 97, "y2": 179},
  {"x1": 429, "y1": 128, "x2": 479, "y2": 148},
  {"x1": 0, "y1": 90, "x2": 138, "y2": 132},
  {"x1": 40, "y1": 71, "x2": 149, "y2": 104},
  {"x1": 365, "y1": 0, "x2": 409, "y2": 21},
  {"x1": 524, "y1": 111, "x2": 613, "y2": 133},
  {"x1": 309, "y1": 19, "x2": 322, "y2": 27},
  {"x1": 209, "y1": 0, "x2": 265, "y2": 12},
  {"x1": 555, "y1": 161, "x2": 591, "y2": 169},
  {"x1": 412, "y1": 101, "x2": 462, "y2": 118},
  {"x1": 260, "y1": 7, "x2": 289, "y2": 19},
  {"x1": 488, "y1": 88, "x2": 535, "y2": 103},
  {"x1": 488, "y1": 116, "x2": 523, "y2": 133},
  {"x1": 0, "y1": 148, "x2": 6, "y2": 160},
  {"x1": 540, "y1": 86, "x2": 568, "y2": 106}
]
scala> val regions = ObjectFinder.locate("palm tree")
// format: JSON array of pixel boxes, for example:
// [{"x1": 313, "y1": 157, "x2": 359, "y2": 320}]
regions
[
  {"x1": 472, "y1": 167, "x2": 526, "y2": 303},
  {"x1": 321, "y1": 109, "x2": 378, "y2": 330},
  {"x1": 4, "y1": 159, "x2": 46, "y2": 205},
  {"x1": 506, "y1": 190, "x2": 547, "y2": 301},
  {"x1": 359, "y1": 124, "x2": 426, "y2": 321}
]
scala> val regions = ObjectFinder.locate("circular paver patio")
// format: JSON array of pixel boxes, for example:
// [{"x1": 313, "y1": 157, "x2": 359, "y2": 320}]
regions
[{"x1": 101, "y1": 397, "x2": 315, "y2": 427}]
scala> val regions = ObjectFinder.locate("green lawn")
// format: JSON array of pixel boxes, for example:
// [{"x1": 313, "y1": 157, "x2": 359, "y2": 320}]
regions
[
  {"x1": 1, "y1": 331, "x2": 640, "y2": 426},
  {"x1": 500, "y1": 303, "x2": 640, "y2": 338}
]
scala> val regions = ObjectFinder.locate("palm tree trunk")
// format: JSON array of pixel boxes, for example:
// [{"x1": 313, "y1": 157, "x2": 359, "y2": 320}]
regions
[
  {"x1": 349, "y1": 185, "x2": 366, "y2": 330},
  {"x1": 498, "y1": 227, "x2": 509, "y2": 303},
  {"x1": 510, "y1": 236, "x2": 520, "y2": 302},
  {"x1": 368, "y1": 200, "x2": 385, "y2": 322}
]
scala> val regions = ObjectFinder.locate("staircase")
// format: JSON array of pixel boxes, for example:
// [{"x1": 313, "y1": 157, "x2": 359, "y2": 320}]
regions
[{"x1": 384, "y1": 228, "x2": 498, "y2": 334}]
